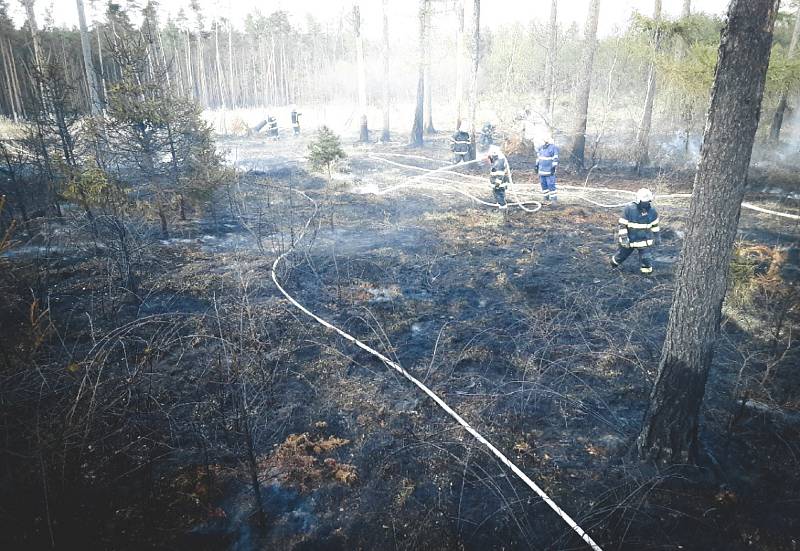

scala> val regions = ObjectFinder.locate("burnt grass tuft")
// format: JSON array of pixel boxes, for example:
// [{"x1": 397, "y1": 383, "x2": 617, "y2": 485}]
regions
[{"x1": 1, "y1": 138, "x2": 798, "y2": 550}]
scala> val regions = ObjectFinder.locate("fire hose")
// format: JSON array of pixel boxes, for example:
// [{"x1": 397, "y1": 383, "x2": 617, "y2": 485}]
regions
[{"x1": 270, "y1": 174, "x2": 603, "y2": 550}]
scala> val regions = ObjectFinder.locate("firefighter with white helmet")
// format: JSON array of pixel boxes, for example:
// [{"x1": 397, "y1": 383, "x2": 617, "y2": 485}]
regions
[
  {"x1": 611, "y1": 188, "x2": 661, "y2": 274},
  {"x1": 451, "y1": 121, "x2": 471, "y2": 164},
  {"x1": 535, "y1": 133, "x2": 559, "y2": 205},
  {"x1": 487, "y1": 145, "x2": 510, "y2": 209}
]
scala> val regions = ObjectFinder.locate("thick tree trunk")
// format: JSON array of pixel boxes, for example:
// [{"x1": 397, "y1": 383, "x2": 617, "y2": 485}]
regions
[
  {"x1": 634, "y1": 0, "x2": 662, "y2": 173},
  {"x1": 354, "y1": 4, "x2": 369, "y2": 142},
  {"x1": 468, "y1": 0, "x2": 480, "y2": 159},
  {"x1": 381, "y1": 0, "x2": 391, "y2": 142},
  {"x1": 569, "y1": 0, "x2": 600, "y2": 170},
  {"x1": 769, "y1": 8, "x2": 800, "y2": 142},
  {"x1": 77, "y1": 0, "x2": 103, "y2": 115},
  {"x1": 411, "y1": 0, "x2": 427, "y2": 146},
  {"x1": 637, "y1": 0, "x2": 779, "y2": 464},
  {"x1": 544, "y1": 0, "x2": 558, "y2": 119}
]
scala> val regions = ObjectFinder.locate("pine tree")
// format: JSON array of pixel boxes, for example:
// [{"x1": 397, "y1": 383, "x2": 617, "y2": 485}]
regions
[{"x1": 307, "y1": 126, "x2": 345, "y2": 180}]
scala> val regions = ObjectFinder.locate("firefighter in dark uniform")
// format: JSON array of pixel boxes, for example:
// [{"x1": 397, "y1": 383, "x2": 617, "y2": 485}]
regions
[
  {"x1": 267, "y1": 115, "x2": 279, "y2": 139},
  {"x1": 611, "y1": 188, "x2": 661, "y2": 274},
  {"x1": 450, "y1": 122, "x2": 471, "y2": 164},
  {"x1": 487, "y1": 146, "x2": 509, "y2": 209},
  {"x1": 290, "y1": 105, "x2": 301, "y2": 135}
]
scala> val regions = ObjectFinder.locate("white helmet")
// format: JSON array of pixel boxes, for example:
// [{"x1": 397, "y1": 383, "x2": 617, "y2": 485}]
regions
[
  {"x1": 487, "y1": 145, "x2": 503, "y2": 159},
  {"x1": 636, "y1": 188, "x2": 654, "y2": 203},
  {"x1": 459, "y1": 121, "x2": 469, "y2": 133}
]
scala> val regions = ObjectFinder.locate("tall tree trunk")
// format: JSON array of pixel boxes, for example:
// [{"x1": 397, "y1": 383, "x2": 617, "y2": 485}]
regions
[
  {"x1": 411, "y1": 0, "x2": 427, "y2": 146},
  {"x1": 678, "y1": 0, "x2": 691, "y2": 154},
  {"x1": 6, "y1": 38, "x2": 26, "y2": 119},
  {"x1": 354, "y1": 4, "x2": 369, "y2": 142},
  {"x1": 769, "y1": 7, "x2": 800, "y2": 143},
  {"x1": 424, "y1": 4, "x2": 435, "y2": 134},
  {"x1": 637, "y1": 0, "x2": 779, "y2": 465},
  {"x1": 634, "y1": 0, "x2": 662, "y2": 173},
  {"x1": 455, "y1": 0, "x2": 465, "y2": 128},
  {"x1": 21, "y1": 0, "x2": 46, "y2": 108},
  {"x1": 1, "y1": 40, "x2": 20, "y2": 121},
  {"x1": 544, "y1": 0, "x2": 558, "y2": 120},
  {"x1": 77, "y1": 0, "x2": 102, "y2": 115},
  {"x1": 228, "y1": 20, "x2": 235, "y2": 108},
  {"x1": 381, "y1": 0, "x2": 391, "y2": 141},
  {"x1": 185, "y1": 30, "x2": 194, "y2": 99},
  {"x1": 569, "y1": 0, "x2": 600, "y2": 170},
  {"x1": 214, "y1": 19, "x2": 226, "y2": 113},
  {"x1": 468, "y1": 0, "x2": 480, "y2": 159}
]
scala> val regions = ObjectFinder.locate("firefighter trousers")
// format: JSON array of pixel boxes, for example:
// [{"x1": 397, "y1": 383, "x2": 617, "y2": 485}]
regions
[{"x1": 612, "y1": 246, "x2": 653, "y2": 274}]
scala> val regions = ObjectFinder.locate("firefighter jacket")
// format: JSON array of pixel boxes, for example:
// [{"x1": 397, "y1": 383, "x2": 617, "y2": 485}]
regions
[
  {"x1": 490, "y1": 157, "x2": 510, "y2": 189},
  {"x1": 451, "y1": 131, "x2": 470, "y2": 153},
  {"x1": 618, "y1": 202, "x2": 660, "y2": 248},
  {"x1": 536, "y1": 143, "x2": 559, "y2": 175}
]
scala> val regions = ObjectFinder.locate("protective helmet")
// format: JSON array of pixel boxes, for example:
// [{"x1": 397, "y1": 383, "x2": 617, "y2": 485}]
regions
[
  {"x1": 487, "y1": 145, "x2": 502, "y2": 159},
  {"x1": 542, "y1": 134, "x2": 553, "y2": 144},
  {"x1": 459, "y1": 121, "x2": 469, "y2": 133},
  {"x1": 636, "y1": 188, "x2": 654, "y2": 203}
]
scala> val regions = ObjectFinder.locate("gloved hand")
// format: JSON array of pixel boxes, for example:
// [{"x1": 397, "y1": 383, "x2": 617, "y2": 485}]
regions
[
  {"x1": 535, "y1": 163, "x2": 539, "y2": 173},
  {"x1": 551, "y1": 166, "x2": 557, "y2": 176},
  {"x1": 618, "y1": 234, "x2": 630, "y2": 248}
]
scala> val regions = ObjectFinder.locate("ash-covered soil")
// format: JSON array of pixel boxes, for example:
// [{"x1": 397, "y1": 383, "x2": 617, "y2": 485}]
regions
[{"x1": 1, "y1": 133, "x2": 798, "y2": 551}]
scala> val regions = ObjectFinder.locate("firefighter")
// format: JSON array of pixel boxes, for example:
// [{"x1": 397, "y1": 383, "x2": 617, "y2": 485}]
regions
[
  {"x1": 487, "y1": 146, "x2": 509, "y2": 209},
  {"x1": 267, "y1": 115, "x2": 279, "y2": 139},
  {"x1": 450, "y1": 122, "x2": 471, "y2": 164},
  {"x1": 290, "y1": 105, "x2": 301, "y2": 135},
  {"x1": 611, "y1": 188, "x2": 661, "y2": 274},
  {"x1": 535, "y1": 134, "x2": 559, "y2": 205}
]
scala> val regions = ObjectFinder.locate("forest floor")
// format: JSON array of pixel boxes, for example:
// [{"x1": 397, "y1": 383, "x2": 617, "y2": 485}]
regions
[{"x1": 1, "y1": 131, "x2": 799, "y2": 551}]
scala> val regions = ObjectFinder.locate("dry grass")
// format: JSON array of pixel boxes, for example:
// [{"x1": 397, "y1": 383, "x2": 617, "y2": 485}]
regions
[{"x1": 259, "y1": 432, "x2": 358, "y2": 492}]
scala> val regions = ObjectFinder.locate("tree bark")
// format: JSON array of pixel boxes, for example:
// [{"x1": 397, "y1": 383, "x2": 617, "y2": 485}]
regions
[
  {"x1": 769, "y1": 8, "x2": 800, "y2": 143},
  {"x1": 634, "y1": 0, "x2": 662, "y2": 173},
  {"x1": 544, "y1": 0, "x2": 558, "y2": 119},
  {"x1": 424, "y1": 4, "x2": 435, "y2": 134},
  {"x1": 455, "y1": 0, "x2": 465, "y2": 128},
  {"x1": 77, "y1": 0, "x2": 102, "y2": 115},
  {"x1": 214, "y1": 19, "x2": 226, "y2": 112},
  {"x1": 228, "y1": 20, "x2": 235, "y2": 108},
  {"x1": 411, "y1": 0, "x2": 427, "y2": 146},
  {"x1": 468, "y1": 0, "x2": 480, "y2": 159},
  {"x1": 21, "y1": 0, "x2": 46, "y2": 109},
  {"x1": 354, "y1": 4, "x2": 369, "y2": 142},
  {"x1": 569, "y1": 0, "x2": 600, "y2": 170},
  {"x1": 381, "y1": 0, "x2": 391, "y2": 141},
  {"x1": 637, "y1": 0, "x2": 780, "y2": 464},
  {"x1": 682, "y1": 0, "x2": 691, "y2": 17}
]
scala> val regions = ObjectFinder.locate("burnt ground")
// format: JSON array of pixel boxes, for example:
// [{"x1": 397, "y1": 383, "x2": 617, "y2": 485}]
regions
[{"x1": 1, "y1": 132, "x2": 799, "y2": 551}]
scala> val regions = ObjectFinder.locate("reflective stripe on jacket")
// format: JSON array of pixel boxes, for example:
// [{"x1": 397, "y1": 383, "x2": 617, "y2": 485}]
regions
[
  {"x1": 490, "y1": 157, "x2": 510, "y2": 188},
  {"x1": 618, "y1": 202, "x2": 659, "y2": 247},
  {"x1": 537, "y1": 143, "x2": 559, "y2": 175},
  {"x1": 451, "y1": 131, "x2": 471, "y2": 153}
]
